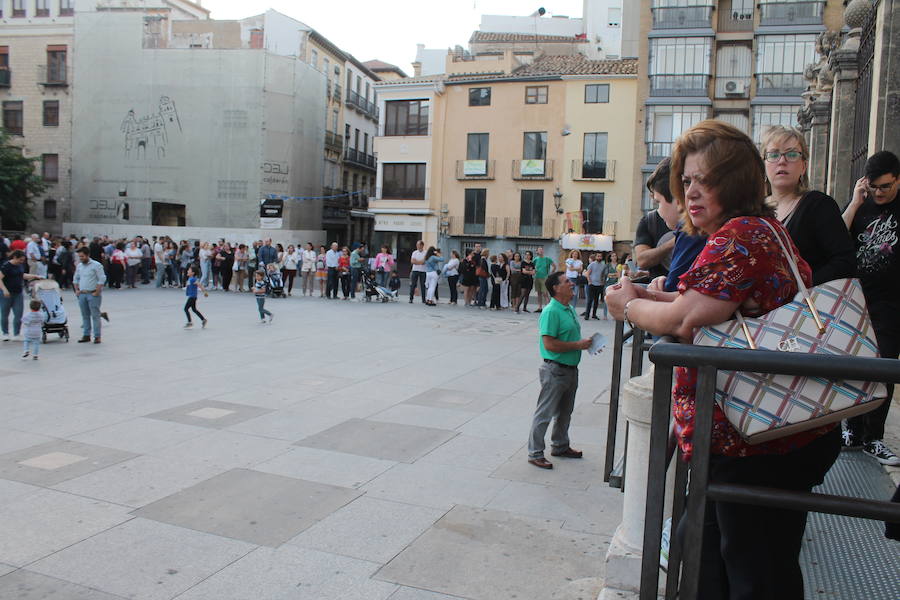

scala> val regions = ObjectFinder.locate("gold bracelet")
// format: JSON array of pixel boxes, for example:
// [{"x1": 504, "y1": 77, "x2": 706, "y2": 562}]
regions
[{"x1": 624, "y1": 299, "x2": 637, "y2": 328}]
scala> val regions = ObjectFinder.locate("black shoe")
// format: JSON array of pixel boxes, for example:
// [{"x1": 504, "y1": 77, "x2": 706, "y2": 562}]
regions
[
  {"x1": 77, "y1": 336, "x2": 91, "y2": 343},
  {"x1": 409, "y1": 298, "x2": 413, "y2": 303},
  {"x1": 101, "y1": 312, "x2": 110, "y2": 323}
]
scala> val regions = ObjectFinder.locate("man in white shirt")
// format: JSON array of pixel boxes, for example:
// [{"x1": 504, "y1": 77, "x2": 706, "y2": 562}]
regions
[
  {"x1": 409, "y1": 240, "x2": 426, "y2": 304},
  {"x1": 153, "y1": 239, "x2": 167, "y2": 288},
  {"x1": 25, "y1": 234, "x2": 47, "y2": 277},
  {"x1": 124, "y1": 241, "x2": 143, "y2": 288},
  {"x1": 324, "y1": 242, "x2": 341, "y2": 299}
]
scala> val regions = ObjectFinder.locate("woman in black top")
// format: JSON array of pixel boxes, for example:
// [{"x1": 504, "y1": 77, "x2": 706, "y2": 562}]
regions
[
  {"x1": 489, "y1": 254, "x2": 507, "y2": 310},
  {"x1": 517, "y1": 251, "x2": 535, "y2": 313},
  {"x1": 762, "y1": 126, "x2": 855, "y2": 285}
]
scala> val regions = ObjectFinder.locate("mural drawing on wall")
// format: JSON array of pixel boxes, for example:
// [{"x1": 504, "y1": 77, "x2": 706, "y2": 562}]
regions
[{"x1": 120, "y1": 96, "x2": 182, "y2": 159}]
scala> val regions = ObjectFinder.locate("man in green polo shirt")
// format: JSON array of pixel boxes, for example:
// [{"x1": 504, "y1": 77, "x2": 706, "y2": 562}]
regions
[
  {"x1": 527, "y1": 271, "x2": 592, "y2": 469},
  {"x1": 532, "y1": 246, "x2": 555, "y2": 313}
]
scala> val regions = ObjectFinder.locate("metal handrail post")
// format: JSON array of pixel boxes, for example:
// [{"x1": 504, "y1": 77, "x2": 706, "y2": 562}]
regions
[
  {"x1": 665, "y1": 452, "x2": 689, "y2": 600},
  {"x1": 630, "y1": 326, "x2": 645, "y2": 377},
  {"x1": 604, "y1": 319, "x2": 629, "y2": 482},
  {"x1": 638, "y1": 364, "x2": 674, "y2": 600}
]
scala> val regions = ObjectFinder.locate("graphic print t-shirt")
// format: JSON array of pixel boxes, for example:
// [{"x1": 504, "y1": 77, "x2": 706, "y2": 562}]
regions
[{"x1": 850, "y1": 197, "x2": 900, "y2": 303}]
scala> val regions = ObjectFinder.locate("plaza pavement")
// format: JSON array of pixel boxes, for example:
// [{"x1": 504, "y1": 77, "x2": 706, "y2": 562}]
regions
[{"x1": 0, "y1": 286, "x2": 624, "y2": 600}]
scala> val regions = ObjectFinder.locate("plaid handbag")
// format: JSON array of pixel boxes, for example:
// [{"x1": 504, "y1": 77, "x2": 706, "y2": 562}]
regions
[{"x1": 693, "y1": 220, "x2": 887, "y2": 444}]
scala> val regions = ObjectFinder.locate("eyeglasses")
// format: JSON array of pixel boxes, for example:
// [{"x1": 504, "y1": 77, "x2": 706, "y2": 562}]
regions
[
  {"x1": 867, "y1": 180, "x2": 897, "y2": 193},
  {"x1": 764, "y1": 151, "x2": 804, "y2": 163}
]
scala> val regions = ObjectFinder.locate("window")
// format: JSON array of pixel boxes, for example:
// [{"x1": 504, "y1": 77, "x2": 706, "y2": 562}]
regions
[
  {"x1": 363, "y1": 132, "x2": 369, "y2": 155},
  {"x1": 0, "y1": 47, "x2": 9, "y2": 87},
  {"x1": 751, "y1": 105, "x2": 800, "y2": 144},
  {"x1": 249, "y1": 29, "x2": 263, "y2": 48},
  {"x1": 581, "y1": 193, "x2": 605, "y2": 234},
  {"x1": 323, "y1": 57, "x2": 329, "y2": 77},
  {"x1": 464, "y1": 189, "x2": 486, "y2": 234},
  {"x1": 46, "y1": 46, "x2": 67, "y2": 83},
  {"x1": 36, "y1": 0, "x2": 49, "y2": 16},
  {"x1": 525, "y1": 86, "x2": 548, "y2": 104},
  {"x1": 60, "y1": 0, "x2": 74, "y2": 16},
  {"x1": 520, "y1": 190, "x2": 544, "y2": 236},
  {"x1": 365, "y1": 82, "x2": 370, "y2": 102},
  {"x1": 12, "y1": 0, "x2": 25, "y2": 17},
  {"x1": 585, "y1": 84, "x2": 610, "y2": 103},
  {"x1": 382, "y1": 163, "x2": 426, "y2": 199},
  {"x1": 649, "y1": 37, "x2": 711, "y2": 95},
  {"x1": 756, "y1": 35, "x2": 817, "y2": 95},
  {"x1": 384, "y1": 99, "x2": 429, "y2": 136},
  {"x1": 43, "y1": 100, "x2": 59, "y2": 126},
  {"x1": 42, "y1": 154, "x2": 59, "y2": 181},
  {"x1": 523, "y1": 132, "x2": 547, "y2": 160},
  {"x1": 332, "y1": 109, "x2": 339, "y2": 133},
  {"x1": 645, "y1": 105, "x2": 708, "y2": 161},
  {"x1": 466, "y1": 133, "x2": 489, "y2": 160},
  {"x1": 310, "y1": 49, "x2": 318, "y2": 70},
  {"x1": 469, "y1": 87, "x2": 491, "y2": 106},
  {"x1": 354, "y1": 128, "x2": 360, "y2": 150},
  {"x1": 3, "y1": 101, "x2": 23, "y2": 135},
  {"x1": 608, "y1": 7, "x2": 622, "y2": 27},
  {"x1": 356, "y1": 75, "x2": 362, "y2": 93},
  {"x1": 43, "y1": 199, "x2": 57, "y2": 220},
  {"x1": 582, "y1": 133, "x2": 609, "y2": 178}
]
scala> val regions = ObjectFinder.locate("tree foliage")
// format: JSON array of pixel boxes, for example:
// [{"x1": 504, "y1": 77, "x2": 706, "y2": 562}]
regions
[{"x1": 0, "y1": 130, "x2": 46, "y2": 230}]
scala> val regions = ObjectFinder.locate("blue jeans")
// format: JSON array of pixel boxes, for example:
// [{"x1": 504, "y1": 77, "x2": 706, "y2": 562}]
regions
[
  {"x1": 201, "y1": 260, "x2": 212, "y2": 288},
  {"x1": 77, "y1": 293, "x2": 102, "y2": 338},
  {"x1": 350, "y1": 267, "x2": 361, "y2": 298},
  {"x1": 255, "y1": 296, "x2": 272, "y2": 319},
  {"x1": 376, "y1": 270, "x2": 387, "y2": 287},
  {"x1": 155, "y1": 262, "x2": 167, "y2": 287},
  {"x1": 409, "y1": 271, "x2": 426, "y2": 302},
  {"x1": 476, "y1": 277, "x2": 489, "y2": 306},
  {"x1": 0, "y1": 291, "x2": 24, "y2": 336},
  {"x1": 23, "y1": 337, "x2": 40, "y2": 356}
]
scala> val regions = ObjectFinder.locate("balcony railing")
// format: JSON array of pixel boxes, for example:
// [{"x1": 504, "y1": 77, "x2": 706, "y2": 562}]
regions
[
  {"x1": 455, "y1": 159, "x2": 495, "y2": 180},
  {"x1": 512, "y1": 159, "x2": 554, "y2": 181},
  {"x1": 343, "y1": 148, "x2": 376, "y2": 171},
  {"x1": 646, "y1": 141, "x2": 674, "y2": 163},
  {"x1": 717, "y1": 0, "x2": 754, "y2": 32},
  {"x1": 759, "y1": 1, "x2": 824, "y2": 26},
  {"x1": 333, "y1": 84, "x2": 342, "y2": 101},
  {"x1": 0, "y1": 70, "x2": 10, "y2": 87},
  {"x1": 503, "y1": 217, "x2": 557, "y2": 239},
  {"x1": 325, "y1": 130, "x2": 343, "y2": 152},
  {"x1": 755, "y1": 72, "x2": 806, "y2": 96},
  {"x1": 382, "y1": 186, "x2": 426, "y2": 200},
  {"x1": 602, "y1": 220, "x2": 617, "y2": 237},
  {"x1": 572, "y1": 159, "x2": 616, "y2": 181},
  {"x1": 345, "y1": 90, "x2": 380, "y2": 121},
  {"x1": 651, "y1": 4, "x2": 714, "y2": 29},
  {"x1": 448, "y1": 216, "x2": 499, "y2": 237},
  {"x1": 38, "y1": 64, "x2": 67, "y2": 86},
  {"x1": 650, "y1": 74, "x2": 710, "y2": 97}
]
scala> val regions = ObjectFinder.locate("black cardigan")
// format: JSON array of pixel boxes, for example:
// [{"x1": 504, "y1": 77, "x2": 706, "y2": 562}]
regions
[{"x1": 783, "y1": 191, "x2": 856, "y2": 286}]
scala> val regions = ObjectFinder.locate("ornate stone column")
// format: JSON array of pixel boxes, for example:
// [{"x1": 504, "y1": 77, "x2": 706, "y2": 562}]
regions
[
  {"x1": 872, "y1": 0, "x2": 900, "y2": 158},
  {"x1": 808, "y1": 98, "x2": 833, "y2": 193}
]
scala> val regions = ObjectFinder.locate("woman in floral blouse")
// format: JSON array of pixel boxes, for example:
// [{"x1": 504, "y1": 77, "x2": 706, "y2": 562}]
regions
[{"x1": 607, "y1": 120, "x2": 840, "y2": 600}]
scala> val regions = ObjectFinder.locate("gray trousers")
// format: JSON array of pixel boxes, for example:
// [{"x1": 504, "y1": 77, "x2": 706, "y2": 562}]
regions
[{"x1": 528, "y1": 361, "x2": 578, "y2": 458}]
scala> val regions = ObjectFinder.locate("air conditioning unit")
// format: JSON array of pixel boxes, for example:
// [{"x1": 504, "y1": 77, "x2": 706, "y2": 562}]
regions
[{"x1": 724, "y1": 79, "x2": 748, "y2": 96}]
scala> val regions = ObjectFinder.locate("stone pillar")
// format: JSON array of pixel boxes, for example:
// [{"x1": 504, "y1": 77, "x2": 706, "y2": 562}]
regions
[
  {"x1": 827, "y1": 48, "x2": 860, "y2": 206},
  {"x1": 598, "y1": 369, "x2": 669, "y2": 600},
  {"x1": 872, "y1": 0, "x2": 900, "y2": 158},
  {"x1": 808, "y1": 98, "x2": 833, "y2": 193}
]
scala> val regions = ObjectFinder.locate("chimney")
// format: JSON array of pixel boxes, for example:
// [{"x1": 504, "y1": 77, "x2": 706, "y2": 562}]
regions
[{"x1": 413, "y1": 61, "x2": 422, "y2": 76}]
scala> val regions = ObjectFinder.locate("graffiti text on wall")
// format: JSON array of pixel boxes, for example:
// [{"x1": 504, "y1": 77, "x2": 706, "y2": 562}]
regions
[{"x1": 121, "y1": 96, "x2": 182, "y2": 159}]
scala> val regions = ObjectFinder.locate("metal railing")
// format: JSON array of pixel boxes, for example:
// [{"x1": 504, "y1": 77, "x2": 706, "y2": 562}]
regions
[
  {"x1": 571, "y1": 159, "x2": 616, "y2": 181},
  {"x1": 755, "y1": 72, "x2": 806, "y2": 96},
  {"x1": 38, "y1": 64, "x2": 67, "y2": 86},
  {"x1": 718, "y1": 7, "x2": 755, "y2": 32},
  {"x1": 455, "y1": 159, "x2": 496, "y2": 180},
  {"x1": 324, "y1": 130, "x2": 343, "y2": 152},
  {"x1": 448, "y1": 216, "x2": 499, "y2": 237},
  {"x1": 511, "y1": 159, "x2": 554, "y2": 181},
  {"x1": 343, "y1": 148, "x2": 376, "y2": 171},
  {"x1": 651, "y1": 5, "x2": 714, "y2": 29},
  {"x1": 0, "y1": 69, "x2": 10, "y2": 87},
  {"x1": 649, "y1": 74, "x2": 710, "y2": 97},
  {"x1": 333, "y1": 84, "x2": 342, "y2": 101},
  {"x1": 345, "y1": 90, "x2": 379, "y2": 121},
  {"x1": 646, "y1": 141, "x2": 674, "y2": 164},
  {"x1": 502, "y1": 217, "x2": 557, "y2": 239},
  {"x1": 640, "y1": 340, "x2": 900, "y2": 600},
  {"x1": 759, "y1": 1, "x2": 824, "y2": 26}
]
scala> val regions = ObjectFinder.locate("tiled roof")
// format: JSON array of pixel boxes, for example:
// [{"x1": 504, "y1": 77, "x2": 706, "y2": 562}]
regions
[
  {"x1": 515, "y1": 55, "x2": 638, "y2": 76},
  {"x1": 470, "y1": 31, "x2": 588, "y2": 44},
  {"x1": 374, "y1": 74, "x2": 446, "y2": 86},
  {"x1": 363, "y1": 60, "x2": 409, "y2": 77}
]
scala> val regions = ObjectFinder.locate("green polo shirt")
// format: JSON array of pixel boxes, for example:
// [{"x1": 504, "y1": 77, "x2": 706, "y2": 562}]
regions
[
  {"x1": 539, "y1": 298, "x2": 582, "y2": 366},
  {"x1": 533, "y1": 256, "x2": 554, "y2": 279}
]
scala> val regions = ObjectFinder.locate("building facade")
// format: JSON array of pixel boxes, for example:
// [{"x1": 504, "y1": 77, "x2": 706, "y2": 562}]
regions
[{"x1": 342, "y1": 56, "x2": 379, "y2": 245}]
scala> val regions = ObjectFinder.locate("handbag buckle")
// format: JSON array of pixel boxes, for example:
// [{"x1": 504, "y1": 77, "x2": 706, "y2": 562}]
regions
[{"x1": 777, "y1": 337, "x2": 802, "y2": 353}]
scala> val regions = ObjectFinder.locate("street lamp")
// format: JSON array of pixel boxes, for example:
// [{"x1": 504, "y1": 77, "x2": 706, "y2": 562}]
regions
[{"x1": 553, "y1": 187, "x2": 563, "y2": 214}]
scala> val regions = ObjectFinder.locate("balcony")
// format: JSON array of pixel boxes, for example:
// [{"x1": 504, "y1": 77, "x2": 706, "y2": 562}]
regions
[
  {"x1": 382, "y1": 185, "x2": 426, "y2": 200},
  {"x1": 646, "y1": 141, "x2": 674, "y2": 164},
  {"x1": 455, "y1": 159, "x2": 495, "y2": 180},
  {"x1": 326, "y1": 80, "x2": 332, "y2": 98},
  {"x1": 651, "y1": 4, "x2": 714, "y2": 29},
  {"x1": 755, "y1": 72, "x2": 806, "y2": 96},
  {"x1": 0, "y1": 70, "x2": 10, "y2": 87},
  {"x1": 717, "y1": 0, "x2": 754, "y2": 32},
  {"x1": 759, "y1": 1, "x2": 824, "y2": 26},
  {"x1": 650, "y1": 74, "x2": 710, "y2": 97},
  {"x1": 714, "y1": 76, "x2": 751, "y2": 98},
  {"x1": 325, "y1": 130, "x2": 343, "y2": 152},
  {"x1": 343, "y1": 148, "x2": 376, "y2": 171},
  {"x1": 38, "y1": 64, "x2": 67, "y2": 86},
  {"x1": 571, "y1": 160, "x2": 615, "y2": 181},
  {"x1": 448, "y1": 216, "x2": 500, "y2": 237},
  {"x1": 512, "y1": 159, "x2": 554, "y2": 181},
  {"x1": 602, "y1": 220, "x2": 618, "y2": 237},
  {"x1": 503, "y1": 217, "x2": 557, "y2": 239},
  {"x1": 345, "y1": 90, "x2": 379, "y2": 121},
  {"x1": 333, "y1": 83, "x2": 342, "y2": 101}
]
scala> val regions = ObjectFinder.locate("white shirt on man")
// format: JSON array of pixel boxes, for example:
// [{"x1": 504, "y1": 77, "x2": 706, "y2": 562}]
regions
[{"x1": 411, "y1": 249, "x2": 426, "y2": 272}]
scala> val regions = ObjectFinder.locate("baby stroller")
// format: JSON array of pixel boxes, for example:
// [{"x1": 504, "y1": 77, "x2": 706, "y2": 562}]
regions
[
  {"x1": 31, "y1": 279, "x2": 69, "y2": 342},
  {"x1": 265, "y1": 265, "x2": 286, "y2": 298},
  {"x1": 360, "y1": 267, "x2": 397, "y2": 302}
]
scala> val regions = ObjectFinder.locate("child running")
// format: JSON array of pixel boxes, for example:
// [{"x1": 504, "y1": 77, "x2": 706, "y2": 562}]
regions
[
  {"x1": 253, "y1": 270, "x2": 274, "y2": 323},
  {"x1": 21, "y1": 300, "x2": 45, "y2": 360},
  {"x1": 183, "y1": 266, "x2": 208, "y2": 328}
]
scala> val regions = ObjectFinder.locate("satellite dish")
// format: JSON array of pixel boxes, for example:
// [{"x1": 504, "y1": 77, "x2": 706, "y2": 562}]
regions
[{"x1": 561, "y1": 126, "x2": 572, "y2": 136}]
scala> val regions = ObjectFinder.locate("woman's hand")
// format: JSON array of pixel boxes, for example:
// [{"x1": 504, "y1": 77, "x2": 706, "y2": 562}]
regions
[
  {"x1": 606, "y1": 277, "x2": 641, "y2": 320},
  {"x1": 647, "y1": 276, "x2": 667, "y2": 293}
]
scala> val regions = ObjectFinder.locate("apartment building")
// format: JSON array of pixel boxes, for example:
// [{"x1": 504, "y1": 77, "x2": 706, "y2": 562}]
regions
[
  {"x1": 342, "y1": 56, "x2": 379, "y2": 244},
  {"x1": 433, "y1": 52, "x2": 638, "y2": 259},
  {"x1": 634, "y1": 0, "x2": 845, "y2": 222}
]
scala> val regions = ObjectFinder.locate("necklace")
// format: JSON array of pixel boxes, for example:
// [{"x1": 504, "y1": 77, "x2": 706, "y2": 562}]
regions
[{"x1": 774, "y1": 195, "x2": 802, "y2": 223}]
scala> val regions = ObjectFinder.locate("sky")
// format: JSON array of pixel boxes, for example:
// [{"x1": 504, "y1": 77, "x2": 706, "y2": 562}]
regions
[{"x1": 199, "y1": 0, "x2": 585, "y2": 74}]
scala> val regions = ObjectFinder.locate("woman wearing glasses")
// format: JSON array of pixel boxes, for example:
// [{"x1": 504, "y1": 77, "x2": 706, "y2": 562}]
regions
[{"x1": 761, "y1": 126, "x2": 855, "y2": 285}]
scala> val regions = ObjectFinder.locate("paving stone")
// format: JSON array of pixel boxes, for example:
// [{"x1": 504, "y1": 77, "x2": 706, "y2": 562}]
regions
[
  {"x1": 0, "y1": 479, "x2": 41, "y2": 505},
  {"x1": 375, "y1": 505, "x2": 609, "y2": 600},
  {"x1": 490, "y1": 444, "x2": 607, "y2": 491},
  {"x1": 296, "y1": 418, "x2": 457, "y2": 463},
  {"x1": 0, "y1": 440, "x2": 138, "y2": 487},
  {"x1": 456, "y1": 413, "x2": 534, "y2": 442},
  {"x1": 369, "y1": 404, "x2": 478, "y2": 430},
  {"x1": 287, "y1": 497, "x2": 446, "y2": 563},
  {"x1": 174, "y1": 545, "x2": 397, "y2": 600},
  {"x1": 0, "y1": 489, "x2": 133, "y2": 566},
  {"x1": 133, "y1": 468, "x2": 361, "y2": 546},
  {"x1": 150, "y1": 429, "x2": 294, "y2": 470},
  {"x1": 28, "y1": 518, "x2": 254, "y2": 600},
  {"x1": 0, "y1": 563, "x2": 16, "y2": 577},
  {"x1": 0, "y1": 428, "x2": 55, "y2": 455},
  {"x1": 70, "y1": 417, "x2": 210, "y2": 454},
  {"x1": 3, "y1": 403, "x2": 130, "y2": 438},
  {"x1": 0, "y1": 570, "x2": 126, "y2": 599},
  {"x1": 227, "y1": 406, "x2": 349, "y2": 441},
  {"x1": 144, "y1": 399, "x2": 272, "y2": 429},
  {"x1": 403, "y1": 387, "x2": 507, "y2": 413},
  {"x1": 388, "y1": 587, "x2": 468, "y2": 600},
  {"x1": 438, "y1": 365, "x2": 535, "y2": 396},
  {"x1": 417, "y1": 434, "x2": 524, "y2": 473},
  {"x1": 362, "y1": 462, "x2": 510, "y2": 510},
  {"x1": 253, "y1": 446, "x2": 395, "y2": 488}
]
